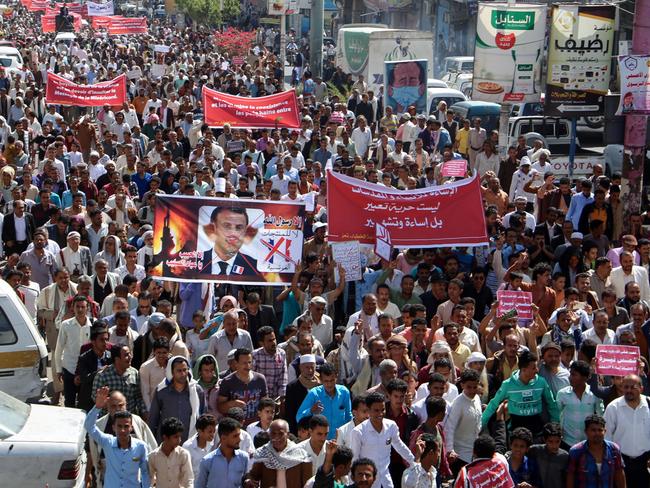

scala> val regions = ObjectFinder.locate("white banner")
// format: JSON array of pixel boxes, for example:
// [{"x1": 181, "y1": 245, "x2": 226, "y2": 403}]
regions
[
  {"x1": 473, "y1": 3, "x2": 547, "y2": 103},
  {"x1": 87, "y1": 0, "x2": 114, "y2": 16}
]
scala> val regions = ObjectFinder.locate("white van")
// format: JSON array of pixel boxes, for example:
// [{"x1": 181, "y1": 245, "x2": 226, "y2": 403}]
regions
[
  {"x1": 0, "y1": 280, "x2": 47, "y2": 402},
  {"x1": 0, "y1": 45, "x2": 23, "y2": 76}
]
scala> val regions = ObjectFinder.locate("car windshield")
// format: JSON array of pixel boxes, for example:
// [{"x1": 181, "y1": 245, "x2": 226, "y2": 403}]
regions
[{"x1": 0, "y1": 390, "x2": 30, "y2": 440}]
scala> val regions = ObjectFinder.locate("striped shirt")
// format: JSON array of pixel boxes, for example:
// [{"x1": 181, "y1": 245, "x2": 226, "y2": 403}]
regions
[{"x1": 556, "y1": 385, "x2": 604, "y2": 446}]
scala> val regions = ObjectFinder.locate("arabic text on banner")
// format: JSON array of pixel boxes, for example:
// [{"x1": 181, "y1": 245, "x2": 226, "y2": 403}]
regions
[
  {"x1": 87, "y1": 0, "x2": 114, "y2": 16},
  {"x1": 544, "y1": 5, "x2": 615, "y2": 116},
  {"x1": 472, "y1": 3, "x2": 547, "y2": 103},
  {"x1": 326, "y1": 171, "x2": 488, "y2": 248},
  {"x1": 151, "y1": 195, "x2": 305, "y2": 285},
  {"x1": 595, "y1": 345, "x2": 639, "y2": 377},
  {"x1": 497, "y1": 290, "x2": 533, "y2": 320},
  {"x1": 616, "y1": 55, "x2": 650, "y2": 115},
  {"x1": 331, "y1": 241, "x2": 362, "y2": 282}
]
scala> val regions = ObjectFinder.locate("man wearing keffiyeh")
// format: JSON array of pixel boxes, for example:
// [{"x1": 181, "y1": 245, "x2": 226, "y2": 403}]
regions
[{"x1": 245, "y1": 419, "x2": 312, "y2": 488}]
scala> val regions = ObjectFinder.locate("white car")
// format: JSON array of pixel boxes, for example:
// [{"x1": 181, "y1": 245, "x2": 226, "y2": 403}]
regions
[
  {"x1": 428, "y1": 87, "x2": 468, "y2": 114},
  {"x1": 0, "y1": 390, "x2": 86, "y2": 487}
]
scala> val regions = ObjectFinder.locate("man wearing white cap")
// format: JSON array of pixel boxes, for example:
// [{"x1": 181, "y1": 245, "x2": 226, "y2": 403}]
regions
[
  {"x1": 509, "y1": 156, "x2": 534, "y2": 206},
  {"x1": 303, "y1": 221, "x2": 328, "y2": 260},
  {"x1": 502, "y1": 196, "x2": 537, "y2": 232},
  {"x1": 56, "y1": 231, "x2": 93, "y2": 280},
  {"x1": 88, "y1": 150, "x2": 107, "y2": 182},
  {"x1": 293, "y1": 296, "x2": 333, "y2": 348}
]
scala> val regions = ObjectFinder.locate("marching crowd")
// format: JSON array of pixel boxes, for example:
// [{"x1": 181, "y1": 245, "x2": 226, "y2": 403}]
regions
[{"x1": 0, "y1": 2, "x2": 647, "y2": 488}]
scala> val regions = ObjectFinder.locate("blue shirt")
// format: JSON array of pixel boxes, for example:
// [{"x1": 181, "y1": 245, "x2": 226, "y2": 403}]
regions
[
  {"x1": 132, "y1": 172, "x2": 152, "y2": 199},
  {"x1": 296, "y1": 385, "x2": 352, "y2": 439},
  {"x1": 195, "y1": 447, "x2": 249, "y2": 488},
  {"x1": 567, "y1": 192, "x2": 594, "y2": 229},
  {"x1": 62, "y1": 190, "x2": 86, "y2": 209},
  {"x1": 84, "y1": 406, "x2": 151, "y2": 488}
]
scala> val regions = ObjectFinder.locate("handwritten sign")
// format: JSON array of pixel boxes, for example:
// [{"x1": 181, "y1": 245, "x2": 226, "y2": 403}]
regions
[
  {"x1": 374, "y1": 223, "x2": 393, "y2": 262},
  {"x1": 497, "y1": 290, "x2": 533, "y2": 320},
  {"x1": 441, "y1": 159, "x2": 468, "y2": 177},
  {"x1": 595, "y1": 345, "x2": 639, "y2": 377},
  {"x1": 232, "y1": 56, "x2": 245, "y2": 66},
  {"x1": 331, "y1": 241, "x2": 362, "y2": 282}
]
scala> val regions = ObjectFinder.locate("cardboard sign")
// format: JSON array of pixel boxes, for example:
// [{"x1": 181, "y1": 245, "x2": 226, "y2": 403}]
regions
[
  {"x1": 497, "y1": 290, "x2": 533, "y2": 320},
  {"x1": 374, "y1": 223, "x2": 393, "y2": 262},
  {"x1": 232, "y1": 56, "x2": 245, "y2": 66},
  {"x1": 441, "y1": 159, "x2": 468, "y2": 177},
  {"x1": 595, "y1": 345, "x2": 639, "y2": 377},
  {"x1": 331, "y1": 241, "x2": 362, "y2": 282}
]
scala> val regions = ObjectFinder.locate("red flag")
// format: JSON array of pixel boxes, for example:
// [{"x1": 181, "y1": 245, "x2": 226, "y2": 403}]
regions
[
  {"x1": 327, "y1": 171, "x2": 489, "y2": 247},
  {"x1": 41, "y1": 13, "x2": 83, "y2": 32},
  {"x1": 203, "y1": 87, "x2": 301, "y2": 129},
  {"x1": 46, "y1": 72, "x2": 127, "y2": 107}
]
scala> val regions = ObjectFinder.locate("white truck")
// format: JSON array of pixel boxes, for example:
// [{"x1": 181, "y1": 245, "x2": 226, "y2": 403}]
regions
[{"x1": 336, "y1": 24, "x2": 434, "y2": 93}]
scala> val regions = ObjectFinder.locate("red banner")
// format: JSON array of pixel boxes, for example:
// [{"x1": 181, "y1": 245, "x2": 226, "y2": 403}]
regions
[
  {"x1": 203, "y1": 87, "x2": 301, "y2": 129},
  {"x1": 26, "y1": 0, "x2": 47, "y2": 11},
  {"x1": 45, "y1": 3, "x2": 87, "y2": 16},
  {"x1": 46, "y1": 72, "x2": 127, "y2": 107},
  {"x1": 327, "y1": 172, "x2": 489, "y2": 248},
  {"x1": 107, "y1": 17, "x2": 147, "y2": 35},
  {"x1": 595, "y1": 345, "x2": 640, "y2": 377},
  {"x1": 497, "y1": 290, "x2": 533, "y2": 320},
  {"x1": 41, "y1": 12, "x2": 83, "y2": 32},
  {"x1": 91, "y1": 15, "x2": 113, "y2": 29}
]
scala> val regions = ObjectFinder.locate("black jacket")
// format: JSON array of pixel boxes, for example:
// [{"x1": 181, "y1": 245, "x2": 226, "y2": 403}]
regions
[{"x1": 2, "y1": 212, "x2": 36, "y2": 243}]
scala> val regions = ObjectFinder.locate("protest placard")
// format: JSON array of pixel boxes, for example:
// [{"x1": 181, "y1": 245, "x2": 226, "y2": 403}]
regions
[
  {"x1": 595, "y1": 345, "x2": 639, "y2": 376},
  {"x1": 441, "y1": 159, "x2": 468, "y2": 177},
  {"x1": 331, "y1": 241, "x2": 362, "y2": 281},
  {"x1": 497, "y1": 290, "x2": 533, "y2": 320},
  {"x1": 375, "y1": 223, "x2": 393, "y2": 262}
]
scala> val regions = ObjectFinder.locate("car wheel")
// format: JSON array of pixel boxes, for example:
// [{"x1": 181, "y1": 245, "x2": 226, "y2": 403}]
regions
[{"x1": 584, "y1": 116, "x2": 604, "y2": 129}]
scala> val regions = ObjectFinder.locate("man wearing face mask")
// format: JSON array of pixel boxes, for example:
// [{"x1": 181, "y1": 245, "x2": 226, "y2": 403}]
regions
[{"x1": 387, "y1": 61, "x2": 426, "y2": 115}]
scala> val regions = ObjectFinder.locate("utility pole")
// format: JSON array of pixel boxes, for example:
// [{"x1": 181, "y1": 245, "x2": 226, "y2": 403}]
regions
[
  {"x1": 622, "y1": 0, "x2": 650, "y2": 229},
  {"x1": 309, "y1": 0, "x2": 324, "y2": 78},
  {"x1": 280, "y1": 11, "x2": 286, "y2": 71}
]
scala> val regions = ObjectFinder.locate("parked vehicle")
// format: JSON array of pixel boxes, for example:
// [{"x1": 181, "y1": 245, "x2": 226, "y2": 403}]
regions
[
  {"x1": 507, "y1": 116, "x2": 578, "y2": 149},
  {"x1": 441, "y1": 56, "x2": 474, "y2": 76},
  {"x1": 428, "y1": 88, "x2": 467, "y2": 114},
  {"x1": 336, "y1": 24, "x2": 434, "y2": 93},
  {"x1": 427, "y1": 78, "x2": 448, "y2": 89},
  {"x1": 0, "y1": 279, "x2": 47, "y2": 402},
  {"x1": 0, "y1": 390, "x2": 86, "y2": 487},
  {"x1": 449, "y1": 101, "x2": 501, "y2": 131},
  {"x1": 0, "y1": 45, "x2": 23, "y2": 76}
]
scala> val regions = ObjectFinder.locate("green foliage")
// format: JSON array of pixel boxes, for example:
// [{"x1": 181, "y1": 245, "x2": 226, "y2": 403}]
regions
[{"x1": 175, "y1": 0, "x2": 240, "y2": 26}]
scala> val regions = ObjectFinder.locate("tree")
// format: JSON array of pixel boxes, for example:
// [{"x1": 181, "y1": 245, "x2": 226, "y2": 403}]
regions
[
  {"x1": 213, "y1": 27, "x2": 257, "y2": 57},
  {"x1": 175, "y1": 0, "x2": 240, "y2": 27}
]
